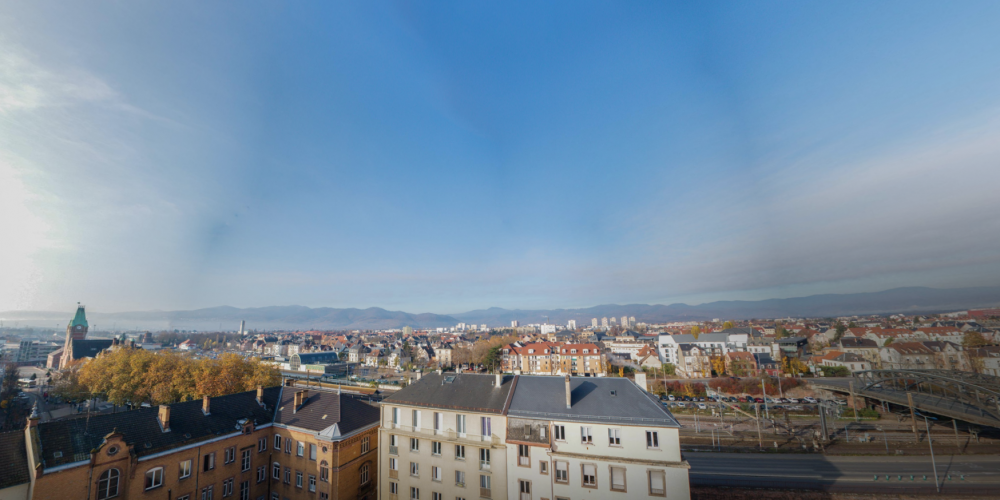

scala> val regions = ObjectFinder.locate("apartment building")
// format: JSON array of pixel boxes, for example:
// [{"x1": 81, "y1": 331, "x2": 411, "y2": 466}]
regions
[
  {"x1": 504, "y1": 374, "x2": 687, "y2": 500},
  {"x1": 6, "y1": 383, "x2": 379, "y2": 500},
  {"x1": 501, "y1": 343, "x2": 603, "y2": 377},
  {"x1": 380, "y1": 373, "x2": 689, "y2": 500},
  {"x1": 379, "y1": 373, "x2": 513, "y2": 500},
  {"x1": 657, "y1": 333, "x2": 748, "y2": 366}
]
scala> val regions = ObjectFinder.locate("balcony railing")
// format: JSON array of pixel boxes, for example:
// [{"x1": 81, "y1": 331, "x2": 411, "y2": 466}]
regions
[
  {"x1": 518, "y1": 456, "x2": 529, "y2": 466},
  {"x1": 480, "y1": 488, "x2": 491, "y2": 499},
  {"x1": 479, "y1": 462, "x2": 490, "y2": 471},
  {"x1": 388, "y1": 470, "x2": 398, "y2": 479},
  {"x1": 519, "y1": 492, "x2": 531, "y2": 500},
  {"x1": 389, "y1": 445, "x2": 398, "y2": 455},
  {"x1": 390, "y1": 495, "x2": 397, "y2": 500}
]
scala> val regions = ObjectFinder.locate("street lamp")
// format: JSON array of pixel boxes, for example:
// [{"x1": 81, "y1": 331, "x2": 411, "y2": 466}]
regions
[
  {"x1": 877, "y1": 426, "x2": 888, "y2": 455},
  {"x1": 923, "y1": 415, "x2": 940, "y2": 493}
]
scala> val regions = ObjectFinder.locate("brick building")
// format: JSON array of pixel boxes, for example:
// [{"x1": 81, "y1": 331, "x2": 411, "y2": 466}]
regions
[{"x1": 5, "y1": 382, "x2": 379, "y2": 500}]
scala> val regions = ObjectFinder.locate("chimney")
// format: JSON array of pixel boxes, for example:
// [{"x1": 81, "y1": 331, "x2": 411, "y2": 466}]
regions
[
  {"x1": 294, "y1": 390, "x2": 308, "y2": 412},
  {"x1": 256, "y1": 386, "x2": 264, "y2": 405},
  {"x1": 416, "y1": 371, "x2": 422, "y2": 381},
  {"x1": 495, "y1": 373, "x2": 502, "y2": 388},
  {"x1": 284, "y1": 379, "x2": 296, "y2": 387},
  {"x1": 202, "y1": 396, "x2": 211, "y2": 416},
  {"x1": 635, "y1": 372, "x2": 647, "y2": 392},
  {"x1": 27, "y1": 402, "x2": 40, "y2": 428},
  {"x1": 158, "y1": 405, "x2": 171, "y2": 432},
  {"x1": 565, "y1": 374, "x2": 572, "y2": 409}
]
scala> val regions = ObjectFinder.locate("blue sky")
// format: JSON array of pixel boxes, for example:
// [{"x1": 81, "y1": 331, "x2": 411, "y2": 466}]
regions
[{"x1": 3, "y1": 1, "x2": 1000, "y2": 314}]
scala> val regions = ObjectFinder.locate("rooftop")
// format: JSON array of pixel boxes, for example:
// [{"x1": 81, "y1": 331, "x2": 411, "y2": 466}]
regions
[
  {"x1": 274, "y1": 386, "x2": 380, "y2": 437},
  {"x1": 507, "y1": 375, "x2": 680, "y2": 428},
  {"x1": 384, "y1": 373, "x2": 514, "y2": 414}
]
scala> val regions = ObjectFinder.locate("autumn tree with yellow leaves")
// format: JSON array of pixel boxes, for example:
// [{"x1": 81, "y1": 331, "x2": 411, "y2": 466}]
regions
[{"x1": 78, "y1": 348, "x2": 280, "y2": 407}]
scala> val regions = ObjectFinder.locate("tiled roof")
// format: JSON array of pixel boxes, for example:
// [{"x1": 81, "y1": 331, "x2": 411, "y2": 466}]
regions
[
  {"x1": 886, "y1": 342, "x2": 935, "y2": 355},
  {"x1": 38, "y1": 387, "x2": 281, "y2": 468},
  {"x1": 274, "y1": 386, "x2": 379, "y2": 436},
  {"x1": 69, "y1": 339, "x2": 114, "y2": 360},
  {"x1": 0, "y1": 430, "x2": 30, "y2": 489},
  {"x1": 385, "y1": 373, "x2": 514, "y2": 414}
]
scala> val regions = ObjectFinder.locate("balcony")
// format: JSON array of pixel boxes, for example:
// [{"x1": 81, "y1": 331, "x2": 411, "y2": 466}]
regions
[
  {"x1": 389, "y1": 470, "x2": 398, "y2": 479},
  {"x1": 389, "y1": 445, "x2": 398, "y2": 455},
  {"x1": 518, "y1": 456, "x2": 529, "y2": 466},
  {"x1": 390, "y1": 495, "x2": 397, "y2": 500},
  {"x1": 479, "y1": 462, "x2": 490, "y2": 471},
  {"x1": 519, "y1": 493, "x2": 531, "y2": 500},
  {"x1": 480, "y1": 488, "x2": 492, "y2": 499}
]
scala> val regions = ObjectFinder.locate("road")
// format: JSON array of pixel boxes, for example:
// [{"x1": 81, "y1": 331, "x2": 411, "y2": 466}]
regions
[{"x1": 686, "y1": 451, "x2": 1000, "y2": 494}]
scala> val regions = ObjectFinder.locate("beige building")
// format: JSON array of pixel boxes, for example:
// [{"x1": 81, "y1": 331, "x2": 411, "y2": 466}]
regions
[{"x1": 379, "y1": 373, "x2": 512, "y2": 500}]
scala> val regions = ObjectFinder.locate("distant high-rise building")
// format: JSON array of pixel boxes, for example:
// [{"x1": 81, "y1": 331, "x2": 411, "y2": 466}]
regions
[
  {"x1": 567, "y1": 320, "x2": 577, "y2": 330},
  {"x1": 480, "y1": 324, "x2": 488, "y2": 331},
  {"x1": 629, "y1": 316, "x2": 636, "y2": 325},
  {"x1": 621, "y1": 316, "x2": 629, "y2": 328},
  {"x1": 511, "y1": 320, "x2": 520, "y2": 328},
  {"x1": 610, "y1": 317, "x2": 617, "y2": 324},
  {"x1": 402, "y1": 326, "x2": 413, "y2": 337},
  {"x1": 591, "y1": 318, "x2": 599, "y2": 328},
  {"x1": 601, "y1": 317, "x2": 609, "y2": 328},
  {"x1": 239, "y1": 320, "x2": 246, "y2": 335},
  {"x1": 457, "y1": 323, "x2": 467, "y2": 330}
]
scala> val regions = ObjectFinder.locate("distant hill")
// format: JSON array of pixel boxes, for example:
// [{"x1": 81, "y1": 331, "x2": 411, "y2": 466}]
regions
[{"x1": 3, "y1": 286, "x2": 999, "y2": 331}]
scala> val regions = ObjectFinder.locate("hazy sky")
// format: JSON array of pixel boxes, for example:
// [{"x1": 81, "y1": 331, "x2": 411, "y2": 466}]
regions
[{"x1": 3, "y1": 1, "x2": 1000, "y2": 314}]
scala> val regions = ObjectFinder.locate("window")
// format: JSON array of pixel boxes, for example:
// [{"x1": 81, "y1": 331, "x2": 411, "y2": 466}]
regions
[
  {"x1": 285, "y1": 439, "x2": 291, "y2": 454},
  {"x1": 390, "y1": 483, "x2": 398, "y2": 495},
  {"x1": 555, "y1": 461, "x2": 568, "y2": 483},
  {"x1": 204, "y1": 452, "x2": 216, "y2": 471},
  {"x1": 320, "y1": 465, "x2": 329, "y2": 481},
  {"x1": 389, "y1": 458, "x2": 398, "y2": 471},
  {"x1": 479, "y1": 448, "x2": 490, "y2": 469},
  {"x1": 479, "y1": 475, "x2": 491, "y2": 491},
  {"x1": 225, "y1": 446, "x2": 236, "y2": 464},
  {"x1": 258, "y1": 437, "x2": 267, "y2": 453},
  {"x1": 432, "y1": 441, "x2": 442, "y2": 455},
  {"x1": 272, "y1": 462, "x2": 281, "y2": 480},
  {"x1": 392, "y1": 407, "x2": 400, "y2": 425},
  {"x1": 455, "y1": 470, "x2": 465, "y2": 486},
  {"x1": 410, "y1": 437, "x2": 420, "y2": 452},
  {"x1": 410, "y1": 487, "x2": 420, "y2": 500},
  {"x1": 222, "y1": 478, "x2": 234, "y2": 497},
  {"x1": 410, "y1": 462, "x2": 419, "y2": 476},
  {"x1": 97, "y1": 468, "x2": 120, "y2": 500},
  {"x1": 201, "y1": 486, "x2": 214, "y2": 500},
  {"x1": 646, "y1": 431, "x2": 659, "y2": 449},
  {"x1": 582, "y1": 464, "x2": 597, "y2": 487},
  {"x1": 517, "y1": 444, "x2": 530, "y2": 466},
  {"x1": 274, "y1": 435, "x2": 282, "y2": 450},
  {"x1": 480, "y1": 417, "x2": 492, "y2": 438},
  {"x1": 457, "y1": 414, "x2": 467, "y2": 435},
  {"x1": 284, "y1": 467, "x2": 291, "y2": 484},
  {"x1": 257, "y1": 466, "x2": 266, "y2": 483},
  {"x1": 581, "y1": 426, "x2": 593, "y2": 444},
  {"x1": 608, "y1": 428, "x2": 621, "y2": 446},
  {"x1": 361, "y1": 436, "x2": 370, "y2": 454},
  {"x1": 242, "y1": 449, "x2": 252, "y2": 471},
  {"x1": 554, "y1": 425, "x2": 565, "y2": 441},
  {"x1": 455, "y1": 444, "x2": 465, "y2": 460},
  {"x1": 434, "y1": 412, "x2": 443, "y2": 433},
  {"x1": 145, "y1": 467, "x2": 163, "y2": 490},
  {"x1": 519, "y1": 480, "x2": 531, "y2": 500},
  {"x1": 432, "y1": 493, "x2": 443, "y2": 500},
  {"x1": 431, "y1": 465, "x2": 442, "y2": 482},
  {"x1": 539, "y1": 461, "x2": 548, "y2": 475},
  {"x1": 360, "y1": 463, "x2": 370, "y2": 484},
  {"x1": 412, "y1": 409, "x2": 422, "y2": 430},
  {"x1": 648, "y1": 470, "x2": 666, "y2": 496},
  {"x1": 295, "y1": 472, "x2": 303, "y2": 488},
  {"x1": 611, "y1": 466, "x2": 627, "y2": 492},
  {"x1": 296, "y1": 441, "x2": 305, "y2": 457},
  {"x1": 240, "y1": 481, "x2": 250, "y2": 500},
  {"x1": 180, "y1": 459, "x2": 192, "y2": 479},
  {"x1": 308, "y1": 475, "x2": 316, "y2": 492},
  {"x1": 177, "y1": 496, "x2": 189, "y2": 500},
  {"x1": 270, "y1": 494, "x2": 278, "y2": 500}
]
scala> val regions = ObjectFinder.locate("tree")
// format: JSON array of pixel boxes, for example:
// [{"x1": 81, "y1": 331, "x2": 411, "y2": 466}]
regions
[
  {"x1": 781, "y1": 356, "x2": 808, "y2": 376},
  {"x1": 834, "y1": 323, "x2": 846, "y2": 342},
  {"x1": 710, "y1": 356, "x2": 726, "y2": 377},
  {"x1": 883, "y1": 337, "x2": 894, "y2": 346},
  {"x1": 775, "y1": 325, "x2": 789, "y2": 339},
  {"x1": 690, "y1": 325, "x2": 701, "y2": 340},
  {"x1": 722, "y1": 321, "x2": 735, "y2": 330},
  {"x1": 962, "y1": 331, "x2": 989, "y2": 348}
]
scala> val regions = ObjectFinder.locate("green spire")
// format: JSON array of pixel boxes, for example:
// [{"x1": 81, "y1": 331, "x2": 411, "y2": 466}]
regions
[{"x1": 69, "y1": 304, "x2": 88, "y2": 329}]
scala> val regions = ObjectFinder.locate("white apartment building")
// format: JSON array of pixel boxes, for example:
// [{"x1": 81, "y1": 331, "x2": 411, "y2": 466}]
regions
[
  {"x1": 379, "y1": 373, "x2": 512, "y2": 500},
  {"x1": 380, "y1": 372, "x2": 689, "y2": 500},
  {"x1": 567, "y1": 320, "x2": 577, "y2": 330},
  {"x1": 505, "y1": 374, "x2": 688, "y2": 500},
  {"x1": 657, "y1": 333, "x2": 748, "y2": 366},
  {"x1": 591, "y1": 318, "x2": 598, "y2": 328}
]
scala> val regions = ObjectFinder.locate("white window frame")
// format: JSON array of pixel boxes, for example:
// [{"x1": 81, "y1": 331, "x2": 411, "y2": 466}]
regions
[
  {"x1": 145, "y1": 467, "x2": 164, "y2": 490},
  {"x1": 179, "y1": 459, "x2": 192, "y2": 479}
]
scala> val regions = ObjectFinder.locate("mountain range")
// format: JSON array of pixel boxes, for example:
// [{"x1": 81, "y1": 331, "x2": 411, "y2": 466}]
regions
[{"x1": 2, "y1": 286, "x2": 999, "y2": 332}]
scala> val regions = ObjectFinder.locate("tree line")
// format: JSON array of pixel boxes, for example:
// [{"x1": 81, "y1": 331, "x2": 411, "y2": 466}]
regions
[{"x1": 51, "y1": 348, "x2": 281, "y2": 407}]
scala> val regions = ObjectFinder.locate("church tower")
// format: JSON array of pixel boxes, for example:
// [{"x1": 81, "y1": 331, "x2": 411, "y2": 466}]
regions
[{"x1": 60, "y1": 303, "x2": 89, "y2": 369}]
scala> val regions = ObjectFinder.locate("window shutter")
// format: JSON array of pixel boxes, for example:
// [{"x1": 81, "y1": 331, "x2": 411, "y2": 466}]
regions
[
  {"x1": 612, "y1": 467, "x2": 625, "y2": 488},
  {"x1": 650, "y1": 471, "x2": 665, "y2": 492},
  {"x1": 583, "y1": 464, "x2": 596, "y2": 476}
]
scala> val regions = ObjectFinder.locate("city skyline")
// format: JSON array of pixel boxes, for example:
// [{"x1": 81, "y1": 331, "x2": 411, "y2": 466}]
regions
[{"x1": 3, "y1": 2, "x2": 1000, "y2": 313}]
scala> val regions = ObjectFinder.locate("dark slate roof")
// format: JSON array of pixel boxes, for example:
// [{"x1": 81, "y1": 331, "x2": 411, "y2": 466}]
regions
[
  {"x1": 0, "y1": 430, "x2": 30, "y2": 489},
  {"x1": 837, "y1": 338, "x2": 879, "y2": 348},
  {"x1": 69, "y1": 339, "x2": 114, "y2": 360},
  {"x1": 721, "y1": 327, "x2": 759, "y2": 337},
  {"x1": 385, "y1": 373, "x2": 514, "y2": 414},
  {"x1": 37, "y1": 387, "x2": 281, "y2": 468},
  {"x1": 274, "y1": 387, "x2": 379, "y2": 435},
  {"x1": 507, "y1": 375, "x2": 679, "y2": 428}
]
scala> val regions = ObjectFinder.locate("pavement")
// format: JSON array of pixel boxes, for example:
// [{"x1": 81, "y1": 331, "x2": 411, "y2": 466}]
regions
[{"x1": 686, "y1": 451, "x2": 1000, "y2": 494}]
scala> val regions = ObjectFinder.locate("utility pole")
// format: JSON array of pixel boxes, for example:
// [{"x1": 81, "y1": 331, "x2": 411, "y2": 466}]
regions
[
  {"x1": 755, "y1": 403, "x2": 763, "y2": 449},
  {"x1": 925, "y1": 416, "x2": 940, "y2": 492},
  {"x1": 849, "y1": 381, "x2": 859, "y2": 422},
  {"x1": 907, "y1": 392, "x2": 918, "y2": 437}
]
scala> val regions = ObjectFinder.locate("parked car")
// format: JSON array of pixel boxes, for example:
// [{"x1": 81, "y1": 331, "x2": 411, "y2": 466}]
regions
[
  {"x1": 697, "y1": 403, "x2": 707, "y2": 410},
  {"x1": 668, "y1": 395, "x2": 676, "y2": 401},
  {"x1": 787, "y1": 398, "x2": 799, "y2": 403},
  {"x1": 803, "y1": 397, "x2": 818, "y2": 404}
]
